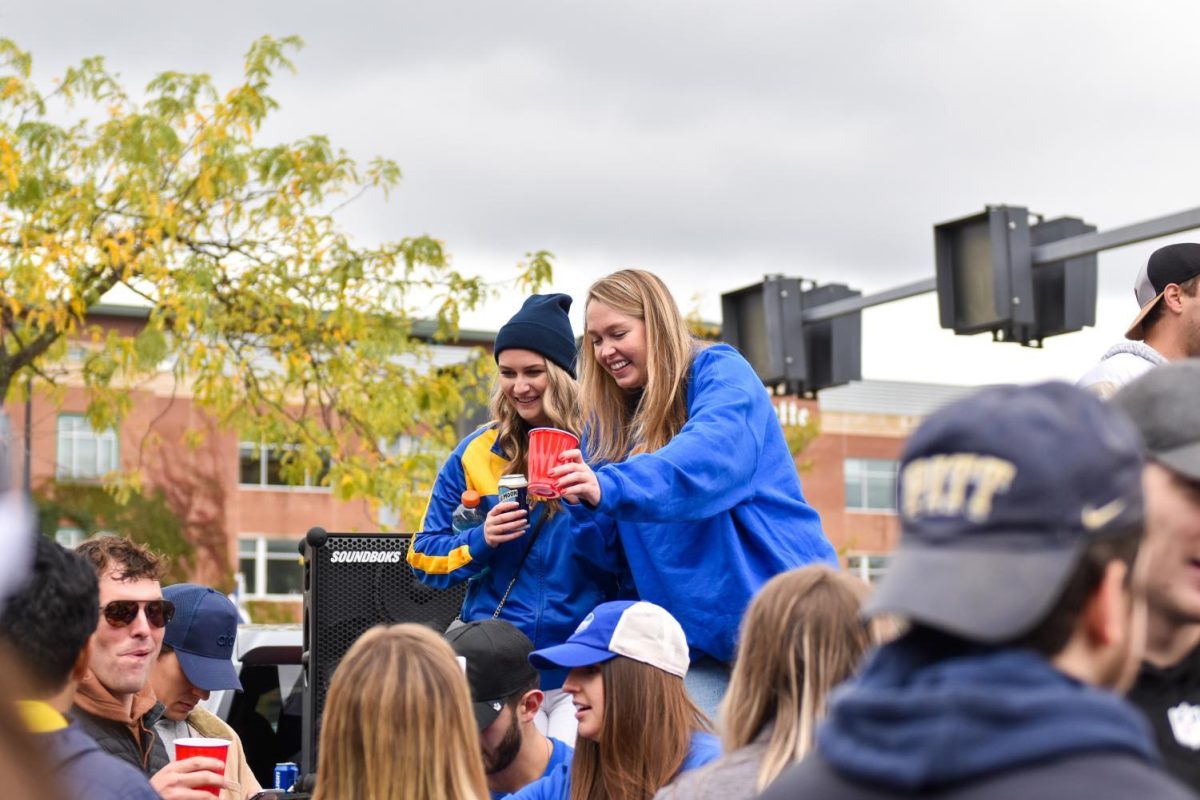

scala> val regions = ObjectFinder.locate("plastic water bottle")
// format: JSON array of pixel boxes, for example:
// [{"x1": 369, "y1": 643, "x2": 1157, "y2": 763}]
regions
[{"x1": 452, "y1": 490, "x2": 483, "y2": 533}]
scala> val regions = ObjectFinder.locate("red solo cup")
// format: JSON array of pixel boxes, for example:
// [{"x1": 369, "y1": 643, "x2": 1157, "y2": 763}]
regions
[
  {"x1": 174, "y1": 737, "x2": 229, "y2": 796},
  {"x1": 527, "y1": 427, "x2": 580, "y2": 499}
]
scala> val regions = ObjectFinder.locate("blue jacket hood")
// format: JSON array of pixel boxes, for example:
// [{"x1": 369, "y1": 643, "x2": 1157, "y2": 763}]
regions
[{"x1": 818, "y1": 629, "x2": 1159, "y2": 792}]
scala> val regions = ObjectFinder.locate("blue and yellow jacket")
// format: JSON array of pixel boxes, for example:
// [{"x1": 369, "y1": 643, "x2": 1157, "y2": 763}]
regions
[
  {"x1": 408, "y1": 425, "x2": 622, "y2": 689},
  {"x1": 567, "y1": 343, "x2": 838, "y2": 664}
]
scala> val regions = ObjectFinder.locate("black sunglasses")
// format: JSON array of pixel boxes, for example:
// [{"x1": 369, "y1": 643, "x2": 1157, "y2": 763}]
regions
[{"x1": 100, "y1": 599, "x2": 176, "y2": 629}]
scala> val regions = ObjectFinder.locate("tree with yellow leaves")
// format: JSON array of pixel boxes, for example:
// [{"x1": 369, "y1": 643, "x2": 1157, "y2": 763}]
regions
[{"x1": 0, "y1": 36, "x2": 552, "y2": 528}]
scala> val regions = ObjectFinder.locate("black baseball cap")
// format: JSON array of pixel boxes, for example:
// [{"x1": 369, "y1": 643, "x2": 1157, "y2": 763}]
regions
[
  {"x1": 445, "y1": 620, "x2": 538, "y2": 731},
  {"x1": 1113, "y1": 360, "x2": 1200, "y2": 482},
  {"x1": 864, "y1": 382, "x2": 1146, "y2": 643},
  {"x1": 1126, "y1": 243, "x2": 1200, "y2": 340}
]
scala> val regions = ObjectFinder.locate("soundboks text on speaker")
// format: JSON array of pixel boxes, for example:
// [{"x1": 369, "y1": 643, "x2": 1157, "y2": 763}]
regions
[{"x1": 328, "y1": 550, "x2": 404, "y2": 563}]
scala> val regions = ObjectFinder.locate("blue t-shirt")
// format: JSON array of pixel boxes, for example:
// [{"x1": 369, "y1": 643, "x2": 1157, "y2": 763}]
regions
[
  {"x1": 493, "y1": 737, "x2": 574, "y2": 799},
  {"x1": 510, "y1": 730, "x2": 719, "y2": 800}
]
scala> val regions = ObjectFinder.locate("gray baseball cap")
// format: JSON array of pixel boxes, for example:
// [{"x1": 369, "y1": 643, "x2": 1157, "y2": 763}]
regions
[{"x1": 1112, "y1": 360, "x2": 1200, "y2": 482}]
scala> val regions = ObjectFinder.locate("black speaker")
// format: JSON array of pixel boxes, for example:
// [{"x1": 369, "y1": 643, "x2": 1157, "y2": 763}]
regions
[{"x1": 300, "y1": 528, "x2": 467, "y2": 774}]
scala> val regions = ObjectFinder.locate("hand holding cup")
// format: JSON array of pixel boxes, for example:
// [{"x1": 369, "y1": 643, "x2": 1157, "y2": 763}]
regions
[{"x1": 551, "y1": 449, "x2": 601, "y2": 506}]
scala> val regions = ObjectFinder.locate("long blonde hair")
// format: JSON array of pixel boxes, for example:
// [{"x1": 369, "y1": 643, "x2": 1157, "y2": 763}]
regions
[
  {"x1": 570, "y1": 656, "x2": 711, "y2": 800},
  {"x1": 313, "y1": 624, "x2": 488, "y2": 800},
  {"x1": 719, "y1": 566, "x2": 874, "y2": 792},
  {"x1": 580, "y1": 270, "x2": 699, "y2": 462}
]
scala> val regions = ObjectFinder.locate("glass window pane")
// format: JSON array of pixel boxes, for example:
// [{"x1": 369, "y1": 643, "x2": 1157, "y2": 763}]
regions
[
  {"x1": 237, "y1": 538, "x2": 257, "y2": 557},
  {"x1": 238, "y1": 557, "x2": 258, "y2": 595},
  {"x1": 266, "y1": 539, "x2": 297, "y2": 555},
  {"x1": 265, "y1": 447, "x2": 287, "y2": 486},
  {"x1": 866, "y1": 475, "x2": 896, "y2": 511},
  {"x1": 77, "y1": 438, "x2": 99, "y2": 478},
  {"x1": 239, "y1": 444, "x2": 262, "y2": 485},
  {"x1": 265, "y1": 559, "x2": 303, "y2": 595},
  {"x1": 311, "y1": 452, "x2": 331, "y2": 487}
]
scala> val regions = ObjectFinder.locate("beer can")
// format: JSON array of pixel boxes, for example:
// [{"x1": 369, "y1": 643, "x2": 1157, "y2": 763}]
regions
[
  {"x1": 274, "y1": 762, "x2": 299, "y2": 791},
  {"x1": 498, "y1": 473, "x2": 528, "y2": 508}
]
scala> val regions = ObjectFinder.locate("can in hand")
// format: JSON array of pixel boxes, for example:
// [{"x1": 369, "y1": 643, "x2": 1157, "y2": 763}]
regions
[
  {"x1": 274, "y1": 762, "x2": 299, "y2": 791},
  {"x1": 498, "y1": 473, "x2": 528, "y2": 509}
]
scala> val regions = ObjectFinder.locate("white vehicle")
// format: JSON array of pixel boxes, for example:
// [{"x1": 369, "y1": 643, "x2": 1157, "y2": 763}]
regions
[{"x1": 200, "y1": 624, "x2": 304, "y2": 790}]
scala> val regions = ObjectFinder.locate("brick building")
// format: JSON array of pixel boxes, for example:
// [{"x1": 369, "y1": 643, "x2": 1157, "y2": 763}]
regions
[{"x1": 4, "y1": 305, "x2": 974, "y2": 619}]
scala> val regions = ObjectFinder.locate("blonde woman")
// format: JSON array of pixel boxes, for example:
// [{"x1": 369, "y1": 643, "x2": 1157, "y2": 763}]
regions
[
  {"x1": 312, "y1": 624, "x2": 488, "y2": 800},
  {"x1": 409, "y1": 294, "x2": 621, "y2": 743},
  {"x1": 656, "y1": 566, "x2": 875, "y2": 799},
  {"x1": 511, "y1": 601, "x2": 719, "y2": 800},
  {"x1": 551, "y1": 270, "x2": 837, "y2": 714}
]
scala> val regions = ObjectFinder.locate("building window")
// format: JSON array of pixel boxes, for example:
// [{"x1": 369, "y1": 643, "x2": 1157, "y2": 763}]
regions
[
  {"x1": 55, "y1": 528, "x2": 86, "y2": 548},
  {"x1": 844, "y1": 458, "x2": 898, "y2": 512},
  {"x1": 56, "y1": 415, "x2": 119, "y2": 480},
  {"x1": 238, "y1": 443, "x2": 330, "y2": 490},
  {"x1": 847, "y1": 553, "x2": 890, "y2": 584},
  {"x1": 238, "y1": 536, "x2": 303, "y2": 599}
]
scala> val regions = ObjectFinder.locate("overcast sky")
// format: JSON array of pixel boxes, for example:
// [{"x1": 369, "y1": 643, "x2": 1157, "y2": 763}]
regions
[{"x1": 7, "y1": 1, "x2": 1200, "y2": 386}]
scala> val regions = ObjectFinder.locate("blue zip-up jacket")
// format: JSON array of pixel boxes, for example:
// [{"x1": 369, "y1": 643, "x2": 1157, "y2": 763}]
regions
[
  {"x1": 760, "y1": 629, "x2": 1195, "y2": 799},
  {"x1": 408, "y1": 424, "x2": 622, "y2": 689},
  {"x1": 509, "y1": 730, "x2": 720, "y2": 800},
  {"x1": 568, "y1": 344, "x2": 837, "y2": 663}
]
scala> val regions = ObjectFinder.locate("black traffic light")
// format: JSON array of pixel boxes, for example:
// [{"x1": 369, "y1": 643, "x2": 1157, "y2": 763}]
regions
[
  {"x1": 720, "y1": 275, "x2": 862, "y2": 396},
  {"x1": 934, "y1": 206, "x2": 1098, "y2": 346}
]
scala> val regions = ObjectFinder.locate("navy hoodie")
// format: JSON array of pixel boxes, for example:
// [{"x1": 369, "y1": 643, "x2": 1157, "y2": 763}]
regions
[{"x1": 760, "y1": 630, "x2": 1194, "y2": 799}]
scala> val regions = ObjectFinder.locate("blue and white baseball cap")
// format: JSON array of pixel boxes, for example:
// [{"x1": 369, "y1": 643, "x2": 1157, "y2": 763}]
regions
[{"x1": 529, "y1": 601, "x2": 690, "y2": 678}]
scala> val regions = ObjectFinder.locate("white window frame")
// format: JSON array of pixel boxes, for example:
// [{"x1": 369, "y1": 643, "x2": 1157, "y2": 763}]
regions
[
  {"x1": 56, "y1": 414, "x2": 119, "y2": 481},
  {"x1": 847, "y1": 553, "x2": 891, "y2": 585},
  {"x1": 237, "y1": 442, "x2": 331, "y2": 492},
  {"x1": 844, "y1": 457, "x2": 899, "y2": 513},
  {"x1": 238, "y1": 535, "x2": 304, "y2": 601}
]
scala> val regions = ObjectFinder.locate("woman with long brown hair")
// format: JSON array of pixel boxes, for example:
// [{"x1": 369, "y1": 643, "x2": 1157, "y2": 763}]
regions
[
  {"x1": 312, "y1": 623, "x2": 488, "y2": 800},
  {"x1": 551, "y1": 269, "x2": 837, "y2": 714},
  {"x1": 656, "y1": 566, "x2": 876, "y2": 799},
  {"x1": 409, "y1": 294, "x2": 621, "y2": 741},
  {"x1": 510, "y1": 601, "x2": 719, "y2": 800}
]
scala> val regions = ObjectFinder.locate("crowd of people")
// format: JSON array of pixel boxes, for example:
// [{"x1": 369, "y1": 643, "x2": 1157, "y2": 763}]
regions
[{"x1": 0, "y1": 253, "x2": 1198, "y2": 799}]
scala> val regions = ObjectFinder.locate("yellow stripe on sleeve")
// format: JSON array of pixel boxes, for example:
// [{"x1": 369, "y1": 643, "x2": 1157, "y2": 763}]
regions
[{"x1": 407, "y1": 543, "x2": 475, "y2": 575}]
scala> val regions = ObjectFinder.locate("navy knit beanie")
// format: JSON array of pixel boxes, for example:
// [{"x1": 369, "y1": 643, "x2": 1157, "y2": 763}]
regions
[{"x1": 494, "y1": 294, "x2": 577, "y2": 378}]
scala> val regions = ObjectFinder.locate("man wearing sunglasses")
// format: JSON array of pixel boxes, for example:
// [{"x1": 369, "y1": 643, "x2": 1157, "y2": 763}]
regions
[{"x1": 74, "y1": 536, "x2": 228, "y2": 799}]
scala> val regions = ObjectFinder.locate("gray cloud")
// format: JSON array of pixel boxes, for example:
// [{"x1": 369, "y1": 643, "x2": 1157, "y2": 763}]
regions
[{"x1": 6, "y1": 1, "x2": 1200, "y2": 382}]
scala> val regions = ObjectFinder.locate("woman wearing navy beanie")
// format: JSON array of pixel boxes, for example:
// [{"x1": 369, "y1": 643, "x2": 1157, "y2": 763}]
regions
[{"x1": 409, "y1": 294, "x2": 621, "y2": 745}]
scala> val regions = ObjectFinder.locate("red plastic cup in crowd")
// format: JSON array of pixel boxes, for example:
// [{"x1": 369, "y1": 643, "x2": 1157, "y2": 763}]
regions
[
  {"x1": 173, "y1": 737, "x2": 230, "y2": 796},
  {"x1": 527, "y1": 427, "x2": 580, "y2": 499}
]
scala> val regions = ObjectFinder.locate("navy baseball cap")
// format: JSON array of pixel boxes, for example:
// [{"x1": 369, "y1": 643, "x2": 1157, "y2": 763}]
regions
[
  {"x1": 529, "y1": 601, "x2": 690, "y2": 678},
  {"x1": 864, "y1": 382, "x2": 1146, "y2": 643},
  {"x1": 162, "y1": 584, "x2": 242, "y2": 692}
]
